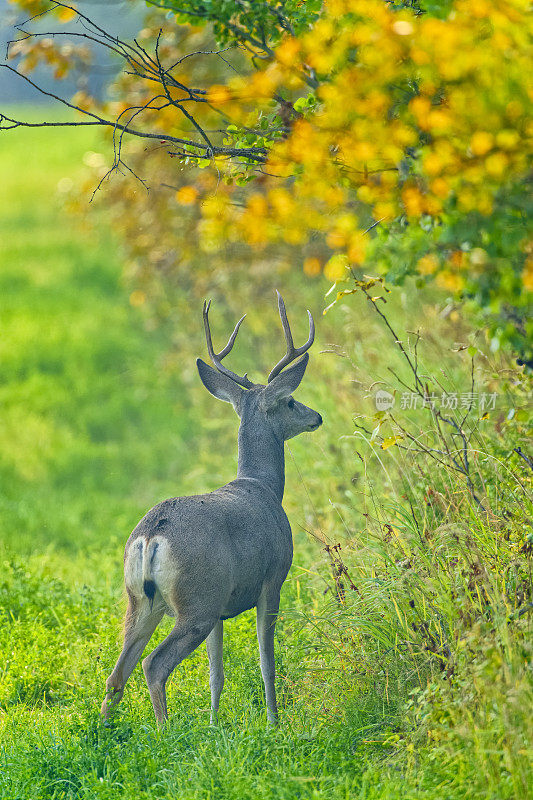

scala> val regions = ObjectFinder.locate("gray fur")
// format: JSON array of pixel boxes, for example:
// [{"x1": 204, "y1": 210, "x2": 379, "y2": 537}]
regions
[{"x1": 101, "y1": 298, "x2": 322, "y2": 727}]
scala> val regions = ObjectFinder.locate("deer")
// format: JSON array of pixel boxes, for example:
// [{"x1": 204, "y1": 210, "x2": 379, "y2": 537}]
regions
[{"x1": 101, "y1": 291, "x2": 322, "y2": 727}]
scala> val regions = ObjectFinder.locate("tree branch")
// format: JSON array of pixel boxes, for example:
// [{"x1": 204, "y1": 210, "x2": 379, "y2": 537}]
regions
[
  {"x1": 1, "y1": 1, "x2": 269, "y2": 182},
  {"x1": 0, "y1": 67, "x2": 266, "y2": 162}
]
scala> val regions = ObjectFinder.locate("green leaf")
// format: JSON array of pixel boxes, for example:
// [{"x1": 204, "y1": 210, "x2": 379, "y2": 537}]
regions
[{"x1": 294, "y1": 96, "x2": 308, "y2": 112}]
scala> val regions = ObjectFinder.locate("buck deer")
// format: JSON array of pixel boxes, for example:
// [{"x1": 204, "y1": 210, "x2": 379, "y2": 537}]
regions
[{"x1": 101, "y1": 292, "x2": 322, "y2": 726}]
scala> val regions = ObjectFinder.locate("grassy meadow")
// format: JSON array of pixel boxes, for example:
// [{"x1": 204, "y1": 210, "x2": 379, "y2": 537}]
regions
[{"x1": 0, "y1": 115, "x2": 531, "y2": 799}]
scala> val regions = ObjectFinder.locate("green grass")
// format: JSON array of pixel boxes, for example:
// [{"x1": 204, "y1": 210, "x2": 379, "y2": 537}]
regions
[
  {"x1": 0, "y1": 119, "x2": 200, "y2": 555},
  {"x1": 0, "y1": 114, "x2": 531, "y2": 800}
]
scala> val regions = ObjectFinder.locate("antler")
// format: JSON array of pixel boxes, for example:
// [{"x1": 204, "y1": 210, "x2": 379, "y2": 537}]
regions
[
  {"x1": 267, "y1": 291, "x2": 315, "y2": 383},
  {"x1": 203, "y1": 300, "x2": 255, "y2": 389}
]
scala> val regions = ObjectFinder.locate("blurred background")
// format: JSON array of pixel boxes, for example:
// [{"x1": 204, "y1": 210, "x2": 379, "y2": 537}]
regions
[{"x1": 0, "y1": 0, "x2": 143, "y2": 102}]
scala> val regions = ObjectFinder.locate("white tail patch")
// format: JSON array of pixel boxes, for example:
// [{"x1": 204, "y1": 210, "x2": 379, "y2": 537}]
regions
[{"x1": 124, "y1": 535, "x2": 177, "y2": 606}]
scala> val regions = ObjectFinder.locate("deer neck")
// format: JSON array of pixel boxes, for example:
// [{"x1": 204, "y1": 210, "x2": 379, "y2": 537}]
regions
[{"x1": 236, "y1": 418, "x2": 285, "y2": 501}]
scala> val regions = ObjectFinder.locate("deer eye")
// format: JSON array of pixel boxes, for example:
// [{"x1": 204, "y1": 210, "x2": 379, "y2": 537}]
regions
[{"x1": 287, "y1": 398, "x2": 295, "y2": 410}]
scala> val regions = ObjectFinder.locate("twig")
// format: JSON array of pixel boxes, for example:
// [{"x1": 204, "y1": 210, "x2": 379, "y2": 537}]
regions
[{"x1": 514, "y1": 447, "x2": 533, "y2": 471}]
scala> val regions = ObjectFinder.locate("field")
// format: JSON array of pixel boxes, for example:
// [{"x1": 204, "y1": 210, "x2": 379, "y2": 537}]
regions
[{"x1": 0, "y1": 117, "x2": 531, "y2": 799}]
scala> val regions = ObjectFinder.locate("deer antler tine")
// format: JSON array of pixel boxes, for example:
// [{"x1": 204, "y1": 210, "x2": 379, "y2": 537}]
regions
[
  {"x1": 219, "y1": 314, "x2": 246, "y2": 359},
  {"x1": 203, "y1": 300, "x2": 214, "y2": 355},
  {"x1": 267, "y1": 291, "x2": 315, "y2": 383},
  {"x1": 202, "y1": 299, "x2": 254, "y2": 389},
  {"x1": 276, "y1": 290, "x2": 294, "y2": 349},
  {"x1": 305, "y1": 308, "x2": 315, "y2": 349}
]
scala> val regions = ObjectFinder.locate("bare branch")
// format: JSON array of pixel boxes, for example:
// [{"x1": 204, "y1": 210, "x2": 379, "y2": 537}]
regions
[
  {"x1": 0, "y1": 66, "x2": 266, "y2": 162},
  {"x1": 1, "y1": 1, "x2": 269, "y2": 181},
  {"x1": 514, "y1": 447, "x2": 533, "y2": 471}
]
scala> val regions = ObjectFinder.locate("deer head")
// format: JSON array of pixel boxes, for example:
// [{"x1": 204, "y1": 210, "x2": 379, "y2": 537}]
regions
[{"x1": 196, "y1": 291, "x2": 322, "y2": 441}]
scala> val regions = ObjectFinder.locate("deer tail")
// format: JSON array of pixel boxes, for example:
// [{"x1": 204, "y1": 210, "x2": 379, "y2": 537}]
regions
[{"x1": 142, "y1": 539, "x2": 159, "y2": 606}]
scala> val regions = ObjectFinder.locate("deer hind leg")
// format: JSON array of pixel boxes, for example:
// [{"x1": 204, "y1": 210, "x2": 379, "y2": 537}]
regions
[
  {"x1": 101, "y1": 593, "x2": 163, "y2": 720},
  {"x1": 206, "y1": 619, "x2": 224, "y2": 724},
  {"x1": 142, "y1": 614, "x2": 218, "y2": 726},
  {"x1": 256, "y1": 584, "x2": 281, "y2": 725}
]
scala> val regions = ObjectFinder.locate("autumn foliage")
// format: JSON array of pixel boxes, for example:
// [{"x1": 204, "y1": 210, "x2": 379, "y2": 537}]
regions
[
  {"x1": 6, "y1": 0, "x2": 532, "y2": 360},
  {"x1": 198, "y1": 0, "x2": 532, "y2": 358}
]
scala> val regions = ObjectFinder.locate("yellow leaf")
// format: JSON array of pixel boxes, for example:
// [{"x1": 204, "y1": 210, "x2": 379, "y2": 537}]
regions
[
  {"x1": 58, "y1": 7, "x2": 77, "y2": 23},
  {"x1": 470, "y1": 131, "x2": 494, "y2": 156},
  {"x1": 322, "y1": 288, "x2": 356, "y2": 314},
  {"x1": 324, "y1": 253, "x2": 349, "y2": 281},
  {"x1": 175, "y1": 186, "x2": 198, "y2": 206},
  {"x1": 207, "y1": 84, "x2": 231, "y2": 105},
  {"x1": 381, "y1": 435, "x2": 403, "y2": 450},
  {"x1": 417, "y1": 254, "x2": 439, "y2": 275},
  {"x1": 303, "y1": 257, "x2": 322, "y2": 276},
  {"x1": 129, "y1": 290, "x2": 146, "y2": 307}
]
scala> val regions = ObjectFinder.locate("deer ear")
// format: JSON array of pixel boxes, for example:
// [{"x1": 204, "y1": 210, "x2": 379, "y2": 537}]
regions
[
  {"x1": 196, "y1": 359, "x2": 244, "y2": 409},
  {"x1": 262, "y1": 353, "x2": 309, "y2": 408}
]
